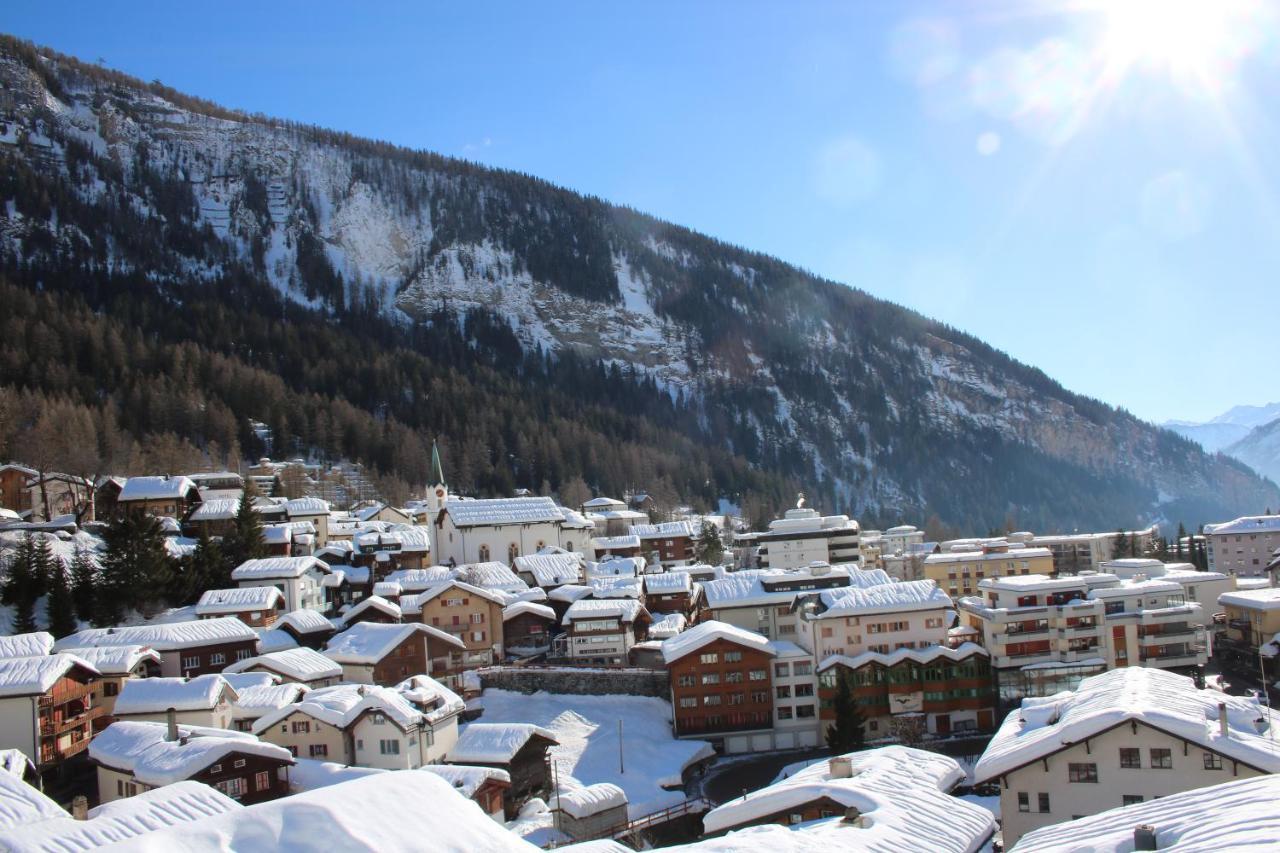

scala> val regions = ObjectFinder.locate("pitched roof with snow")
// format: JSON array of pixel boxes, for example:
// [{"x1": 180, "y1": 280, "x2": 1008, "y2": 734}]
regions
[
  {"x1": 119, "y1": 476, "x2": 199, "y2": 502},
  {"x1": 56, "y1": 644, "x2": 160, "y2": 677},
  {"x1": 695, "y1": 746, "x2": 991, "y2": 851},
  {"x1": 340, "y1": 595, "x2": 402, "y2": 624},
  {"x1": 54, "y1": 618, "x2": 258, "y2": 653},
  {"x1": 89, "y1": 721, "x2": 292, "y2": 786},
  {"x1": 0, "y1": 654, "x2": 99, "y2": 698},
  {"x1": 813, "y1": 579, "x2": 953, "y2": 618},
  {"x1": 591, "y1": 535, "x2": 641, "y2": 550},
  {"x1": 644, "y1": 572, "x2": 693, "y2": 594},
  {"x1": 230, "y1": 556, "x2": 329, "y2": 581},
  {"x1": 1011, "y1": 774, "x2": 1280, "y2": 852},
  {"x1": 548, "y1": 583, "x2": 595, "y2": 603},
  {"x1": 661, "y1": 621, "x2": 775, "y2": 664},
  {"x1": 817, "y1": 642, "x2": 989, "y2": 673},
  {"x1": 285, "y1": 497, "x2": 331, "y2": 516},
  {"x1": 0, "y1": 632, "x2": 54, "y2": 659},
  {"x1": 230, "y1": 683, "x2": 310, "y2": 719},
  {"x1": 630, "y1": 520, "x2": 699, "y2": 540},
  {"x1": 252, "y1": 683, "x2": 425, "y2": 733},
  {"x1": 408, "y1": 579, "x2": 508, "y2": 609},
  {"x1": 449, "y1": 723, "x2": 559, "y2": 764},
  {"x1": 503, "y1": 601, "x2": 557, "y2": 622},
  {"x1": 0, "y1": 764, "x2": 64, "y2": 831},
  {"x1": 187, "y1": 499, "x2": 241, "y2": 522},
  {"x1": 417, "y1": 764, "x2": 511, "y2": 798},
  {"x1": 114, "y1": 675, "x2": 236, "y2": 715},
  {"x1": 1205, "y1": 515, "x2": 1280, "y2": 535},
  {"x1": 274, "y1": 609, "x2": 334, "y2": 635},
  {"x1": 513, "y1": 552, "x2": 584, "y2": 586},
  {"x1": 590, "y1": 576, "x2": 644, "y2": 599},
  {"x1": 553, "y1": 783, "x2": 628, "y2": 819},
  {"x1": 384, "y1": 566, "x2": 461, "y2": 591},
  {"x1": 445, "y1": 497, "x2": 564, "y2": 527},
  {"x1": 586, "y1": 556, "x2": 644, "y2": 578},
  {"x1": 562, "y1": 598, "x2": 648, "y2": 625},
  {"x1": 323, "y1": 622, "x2": 463, "y2": 665},
  {"x1": 974, "y1": 667, "x2": 1280, "y2": 782},
  {"x1": 649, "y1": 612, "x2": 688, "y2": 640},
  {"x1": 195, "y1": 586, "x2": 284, "y2": 615},
  {"x1": 394, "y1": 675, "x2": 466, "y2": 725},
  {"x1": 1219, "y1": 586, "x2": 1280, "y2": 611},
  {"x1": 461, "y1": 561, "x2": 529, "y2": 593},
  {"x1": 224, "y1": 647, "x2": 342, "y2": 683}
]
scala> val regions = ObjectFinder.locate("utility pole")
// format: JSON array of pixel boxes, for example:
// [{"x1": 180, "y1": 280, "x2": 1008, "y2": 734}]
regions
[
  {"x1": 618, "y1": 719, "x2": 625, "y2": 774},
  {"x1": 1259, "y1": 644, "x2": 1275, "y2": 744}
]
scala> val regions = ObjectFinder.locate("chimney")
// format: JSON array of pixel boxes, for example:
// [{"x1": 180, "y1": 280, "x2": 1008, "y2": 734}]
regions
[
  {"x1": 829, "y1": 756, "x2": 853, "y2": 778},
  {"x1": 842, "y1": 806, "x2": 863, "y2": 824},
  {"x1": 1219, "y1": 702, "x2": 1229, "y2": 738},
  {"x1": 166, "y1": 707, "x2": 178, "y2": 742},
  {"x1": 1133, "y1": 824, "x2": 1158, "y2": 851},
  {"x1": 70, "y1": 795, "x2": 88, "y2": 820}
]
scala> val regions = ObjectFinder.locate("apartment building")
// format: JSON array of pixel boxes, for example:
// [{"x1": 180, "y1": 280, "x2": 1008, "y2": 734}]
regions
[
  {"x1": 699, "y1": 565, "x2": 885, "y2": 642},
  {"x1": 770, "y1": 641, "x2": 821, "y2": 748},
  {"x1": 1219, "y1": 586, "x2": 1280, "y2": 660},
  {"x1": 974, "y1": 667, "x2": 1280, "y2": 847},
  {"x1": 0, "y1": 654, "x2": 102, "y2": 772},
  {"x1": 793, "y1": 578, "x2": 954, "y2": 660},
  {"x1": 54, "y1": 618, "x2": 260, "y2": 677},
  {"x1": 1204, "y1": 515, "x2": 1280, "y2": 576},
  {"x1": 924, "y1": 542, "x2": 1054, "y2": 599},
  {"x1": 662, "y1": 621, "x2": 777, "y2": 753},
  {"x1": 754, "y1": 501, "x2": 861, "y2": 570},
  {"x1": 230, "y1": 556, "x2": 333, "y2": 615},
  {"x1": 407, "y1": 580, "x2": 508, "y2": 669},
  {"x1": 559, "y1": 598, "x2": 651, "y2": 665}
]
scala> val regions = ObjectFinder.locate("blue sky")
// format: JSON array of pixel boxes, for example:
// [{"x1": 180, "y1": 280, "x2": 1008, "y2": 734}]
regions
[{"x1": 5, "y1": 1, "x2": 1280, "y2": 424}]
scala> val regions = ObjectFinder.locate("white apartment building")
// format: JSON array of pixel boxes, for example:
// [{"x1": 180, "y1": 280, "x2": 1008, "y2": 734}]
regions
[
  {"x1": 1204, "y1": 515, "x2": 1280, "y2": 576},
  {"x1": 230, "y1": 556, "x2": 333, "y2": 614},
  {"x1": 754, "y1": 501, "x2": 860, "y2": 570},
  {"x1": 700, "y1": 565, "x2": 888, "y2": 642},
  {"x1": 960, "y1": 573, "x2": 1207, "y2": 704},
  {"x1": 793, "y1": 578, "x2": 954, "y2": 660},
  {"x1": 769, "y1": 641, "x2": 821, "y2": 748},
  {"x1": 974, "y1": 667, "x2": 1280, "y2": 848}
]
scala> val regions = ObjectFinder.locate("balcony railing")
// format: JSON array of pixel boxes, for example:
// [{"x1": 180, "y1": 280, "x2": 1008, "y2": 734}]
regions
[
  {"x1": 38, "y1": 734, "x2": 91, "y2": 765},
  {"x1": 40, "y1": 682, "x2": 95, "y2": 706},
  {"x1": 39, "y1": 706, "x2": 104, "y2": 737}
]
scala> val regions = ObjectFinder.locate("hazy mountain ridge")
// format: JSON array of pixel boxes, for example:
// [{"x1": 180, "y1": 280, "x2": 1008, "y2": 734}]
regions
[{"x1": 0, "y1": 37, "x2": 1275, "y2": 529}]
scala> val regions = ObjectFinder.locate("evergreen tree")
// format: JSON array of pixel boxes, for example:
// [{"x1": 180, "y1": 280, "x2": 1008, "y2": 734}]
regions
[
  {"x1": 694, "y1": 521, "x2": 724, "y2": 565},
  {"x1": 68, "y1": 547, "x2": 99, "y2": 625},
  {"x1": 2, "y1": 534, "x2": 40, "y2": 633},
  {"x1": 825, "y1": 672, "x2": 866, "y2": 753},
  {"x1": 1175, "y1": 522, "x2": 1187, "y2": 559},
  {"x1": 45, "y1": 558, "x2": 78, "y2": 638},
  {"x1": 1112, "y1": 529, "x2": 1130, "y2": 559},
  {"x1": 30, "y1": 535, "x2": 55, "y2": 597},
  {"x1": 182, "y1": 532, "x2": 224, "y2": 603},
  {"x1": 100, "y1": 510, "x2": 173, "y2": 622},
  {"x1": 221, "y1": 489, "x2": 265, "y2": 578}
]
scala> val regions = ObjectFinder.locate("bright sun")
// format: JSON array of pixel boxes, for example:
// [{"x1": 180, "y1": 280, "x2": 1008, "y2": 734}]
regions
[{"x1": 1099, "y1": 0, "x2": 1262, "y2": 91}]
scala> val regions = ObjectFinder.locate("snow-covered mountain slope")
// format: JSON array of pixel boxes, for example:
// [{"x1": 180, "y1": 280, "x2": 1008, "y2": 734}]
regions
[
  {"x1": 0, "y1": 38, "x2": 1276, "y2": 530},
  {"x1": 1162, "y1": 421, "x2": 1252, "y2": 454},
  {"x1": 1226, "y1": 418, "x2": 1280, "y2": 486}
]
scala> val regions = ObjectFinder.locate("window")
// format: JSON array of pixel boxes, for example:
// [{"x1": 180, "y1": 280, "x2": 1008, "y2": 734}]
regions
[
  {"x1": 233, "y1": 759, "x2": 246, "y2": 769},
  {"x1": 1068, "y1": 763, "x2": 1098, "y2": 783},
  {"x1": 794, "y1": 684, "x2": 814, "y2": 698},
  {"x1": 104, "y1": 682, "x2": 119, "y2": 697},
  {"x1": 255, "y1": 770, "x2": 271, "y2": 791},
  {"x1": 471, "y1": 613, "x2": 485, "y2": 624},
  {"x1": 728, "y1": 692, "x2": 745, "y2": 705},
  {"x1": 1204, "y1": 752, "x2": 1223, "y2": 770},
  {"x1": 216, "y1": 778, "x2": 246, "y2": 798},
  {"x1": 1122, "y1": 795, "x2": 1144, "y2": 806},
  {"x1": 1017, "y1": 792, "x2": 1029, "y2": 813},
  {"x1": 679, "y1": 697, "x2": 697, "y2": 708},
  {"x1": 309, "y1": 744, "x2": 328, "y2": 758},
  {"x1": 1150, "y1": 748, "x2": 1172, "y2": 769},
  {"x1": 1038, "y1": 793, "x2": 1051, "y2": 813},
  {"x1": 700, "y1": 653, "x2": 719, "y2": 664},
  {"x1": 182, "y1": 655, "x2": 200, "y2": 671},
  {"x1": 776, "y1": 685, "x2": 792, "y2": 699},
  {"x1": 796, "y1": 705, "x2": 816, "y2": 718},
  {"x1": 379, "y1": 739, "x2": 401, "y2": 755},
  {"x1": 703, "y1": 694, "x2": 721, "y2": 706},
  {"x1": 478, "y1": 545, "x2": 490, "y2": 561},
  {"x1": 210, "y1": 652, "x2": 226, "y2": 666},
  {"x1": 725, "y1": 671, "x2": 743, "y2": 683},
  {"x1": 749, "y1": 670, "x2": 767, "y2": 681},
  {"x1": 774, "y1": 663, "x2": 791, "y2": 677},
  {"x1": 1119, "y1": 748, "x2": 1140, "y2": 769},
  {"x1": 793, "y1": 662, "x2": 812, "y2": 676},
  {"x1": 701, "y1": 673, "x2": 720, "y2": 685},
  {"x1": 778, "y1": 706, "x2": 793, "y2": 719},
  {"x1": 725, "y1": 651, "x2": 742, "y2": 663},
  {"x1": 292, "y1": 721, "x2": 310, "y2": 734},
  {"x1": 677, "y1": 674, "x2": 696, "y2": 687},
  {"x1": 235, "y1": 649, "x2": 251, "y2": 661},
  {"x1": 508, "y1": 543, "x2": 519, "y2": 562}
]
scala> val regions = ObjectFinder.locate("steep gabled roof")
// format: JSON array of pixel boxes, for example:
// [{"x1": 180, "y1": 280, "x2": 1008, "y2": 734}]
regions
[
  {"x1": 449, "y1": 723, "x2": 559, "y2": 764},
  {"x1": 114, "y1": 675, "x2": 237, "y2": 715},
  {"x1": 323, "y1": 622, "x2": 463, "y2": 665},
  {"x1": 224, "y1": 647, "x2": 342, "y2": 683},
  {"x1": 0, "y1": 632, "x2": 55, "y2": 659},
  {"x1": 230, "y1": 556, "x2": 330, "y2": 581},
  {"x1": 444, "y1": 496, "x2": 564, "y2": 527},
  {"x1": 0, "y1": 654, "x2": 99, "y2": 698},
  {"x1": 661, "y1": 620, "x2": 774, "y2": 664},
  {"x1": 54, "y1": 617, "x2": 258, "y2": 652}
]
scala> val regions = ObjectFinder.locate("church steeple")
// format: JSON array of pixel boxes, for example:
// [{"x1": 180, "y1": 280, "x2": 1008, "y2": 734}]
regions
[
  {"x1": 431, "y1": 440, "x2": 446, "y2": 488},
  {"x1": 427, "y1": 440, "x2": 449, "y2": 515}
]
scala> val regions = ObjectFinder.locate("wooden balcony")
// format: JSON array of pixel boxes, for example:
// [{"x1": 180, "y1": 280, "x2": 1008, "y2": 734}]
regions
[
  {"x1": 39, "y1": 706, "x2": 104, "y2": 737},
  {"x1": 39, "y1": 681, "x2": 95, "y2": 706}
]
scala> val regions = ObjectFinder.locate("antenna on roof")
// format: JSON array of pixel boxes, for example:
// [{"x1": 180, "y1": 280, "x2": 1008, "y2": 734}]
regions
[{"x1": 796, "y1": 493, "x2": 806, "y2": 509}]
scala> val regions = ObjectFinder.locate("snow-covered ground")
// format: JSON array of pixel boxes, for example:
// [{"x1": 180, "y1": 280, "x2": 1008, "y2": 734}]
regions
[{"x1": 474, "y1": 688, "x2": 712, "y2": 822}]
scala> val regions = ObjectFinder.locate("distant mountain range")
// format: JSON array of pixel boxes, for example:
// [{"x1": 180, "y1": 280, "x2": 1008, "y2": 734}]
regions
[{"x1": 1164, "y1": 403, "x2": 1280, "y2": 485}]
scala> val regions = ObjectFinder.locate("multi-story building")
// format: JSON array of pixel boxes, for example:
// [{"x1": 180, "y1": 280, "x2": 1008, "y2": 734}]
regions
[
  {"x1": 231, "y1": 556, "x2": 333, "y2": 615},
  {"x1": 194, "y1": 587, "x2": 286, "y2": 627},
  {"x1": 699, "y1": 564, "x2": 885, "y2": 642},
  {"x1": 116, "y1": 476, "x2": 203, "y2": 520},
  {"x1": 113, "y1": 675, "x2": 238, "y2": 729},
  {"x1": 559, "y1": 599, "x2": 651, "y2": 665},
  {"x1": 974, "y1": 667, "x2": 1280, "y2": 848},
  {"x1": 55, "y1": 644, "x2": 161, "y2": 732},
  {"x1": 661, "y1": 621, "x2": 777, "y2": 753},
  {"x1": 1009, "y1": 526, "x2": 1159, "y2": 575},
  {"x1": 1205, "y1": 515, "x2": 1280, "y2": 576},
  {"x1": 0, "y1": 653, "x2": 102, "y2": 772},
  {"x1": 642, "y1": 571, "x2": 700, "y2": 619},
  {"x1": 407, "y1": 580, "x2": 508, "y2": 668},
  {"x1": 769, "y1": 641, "x2": 822, "y2": 748},
  {"x1": 223, "y1": 647, "x2": 343, "y2": 689},
  {"x1": 960, "y1": 573, "x2": 1208, "y2": 704},
  {"x1": 629, "y1": 521, "x2": 699, "y2": 569},
  {"x1": 1218, "y1": 586, "x2": 1280, "y2": 662},
  {"x1": 1100, "y1": 558, "x2": 1234, "y2": 615},
  {"x1": 793, "y1": 578, "x2": 955, "y2": 660},
  {"x1": 754, "y1": 502, "x2": 860, "y2": 570},
  {"x1": 924, "y1": 542, "x2": 1054, "y2": 599},
  {"x1": 322, "y1": 622, "x2": 467, "y2": 688},
  {"x1": 55, "y1": 618, "x2": 260, "y2": 677}
]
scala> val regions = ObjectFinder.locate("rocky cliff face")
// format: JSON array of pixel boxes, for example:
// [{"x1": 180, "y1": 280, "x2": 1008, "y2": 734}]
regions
[{"x1": 0, "y1": 39, "x2": 1275, "y2": 529}]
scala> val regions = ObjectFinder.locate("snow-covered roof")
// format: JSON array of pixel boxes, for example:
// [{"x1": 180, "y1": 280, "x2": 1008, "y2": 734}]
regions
[
  {"x1": 514, "y1": 552, "x2": 584, "y2": 586},
  {"x1": 3, "y1": 781, "x2": 243, "y2": 852},
  {"x1": 974, "y1": 667, "x2": 1280, "y2": 783},
  {"x1": 1205, "y1": 514, "x2": 1280, "y2": 535},
  {"x1": 409, "y1": 579, "x2": 508, "y2": 609},
  {"x1": 701, "y1": 567, "x2": 873, "y2": 610},
  {"x1": 285, "y1": 497, "x2": 331, "y2": 516},
  {"x1": 644, "y1": 572, "x2": 693, "y2": 594},
  {"x1": 649, "y1": 612, "x2": 688, "y2": 640},
  {"x1": 230, "y1": 683, "x2": 310, "y2": 719},
  {"x1": 924, "y1": 546, "x2": 1053, "y2": 564},
  {"x1": 503, "y1": 601, "x2": 557, "y2": 622},
  {"x1": 591, "y1": 534, "x2": 641, "y2": 550},
  {"x1": 450, "y1": 723, "x2": 559, "y2": 764},
  {"x1": 287, "y1": 758, "x2": 385, "y2": 793},
  {"x1": 417, "y1": 763, "x2": 511, "y2": 798},
  {"x1": 224, "y1": 647, "x2": 342, "y2": 683},
  {"x1": 0, "y1": 654, "x2": 99, "y2": 698},
  {"x1": 553, "y1": 783, "x2": 628, "y2": 819},
  {"x1": 119, "y1": 476, "x2": 198, "y2": 502},
  {"x1": 1219, "y1": 587, "x2": 1280, "y2": 611},
  {"x1": 384, "y1": 566, "x2": 461, "y2": 591},
  {"x1": 372, "y1": 581, "x2": 403, "y2": 598},
  {"x1": 630, "y1": 520, "x2": 699, "y2": 540},
  {"x1": 92, "y1": 770, "x2": 536, "y2": 852},
  {"x1": 323, "y1": 621, "x2": 463, "y2": 665},
  {"x1": 586, "y1": 556, "x2": 644, "y2": 578},
  {"x1": 54, "y1": 617, "x2": 258, "y2": 652},
  {"x1": 813, "y1": 579, "x2": 952, "y2": 618},
  {"x1": 187, "y1": 499, "x2": 241, "y2": 522},
  {"x1": 89, "y1": 721, "x2": 292, "y2": 786},
  {"x1": 252, "y1": 682, "x2": 426, "y2": 733},
  {"x1": 461, "y1": 561, "x2": 529, "y2": 593},
  {"x1": 562, "y1": 598, "x2": 648, "y2": 625},
  {"x1": 590, "y1": 576, "x2": 644, "y2": 599},
  {"x1": 548, "y1": 583, "x2": 595, "y2": 603},
  {"x1": 222, "y1": 672, "x2": 278, "y2": 690},
  {"x1": 582, "y1": 497, "x2": 624, "y2": 508},
  {"x1": 1011, "y1": 773, "x2": 1280, "y2": 852},
  {"x1": 56, "y1": 644, "x2": 160, "y2": 677},
  {"x1": 1086, "y1": 578, "x2": 1183, "y2": 599},
  {"x1": 394, "y1": 675, "x2": 466, "y2": 725},
  {"x1": 0, "y1": 763, "x2": 64, "y2": 831},
  {"x1": 818, "y1": 642, "x2": 989, "y2": 673},
  {"x1": 696, "y1": 746, "x2": 992, "y2": 850},
  {"x1": 195, "y1": 586, "x2": 284, "y2": 615},
  {"x1": 115, "y1": 675, "x2": 236, "y2": 715},
  {"x1": 0, "y1": 632, "x2": 54, "y2": 659},
  {"x1": 445, "y1": 497, "x2": 565, "y2": 527},
  {"x1": 340, "y1": 595, "x2": 402, "y2": 624},
  {"x1": 274, "y1": 609, "x2": 334, "y2": 635},
  {"x1": 230, "y1": 556, "x2": 329, "y2": 581},
  {"x1": 662, "y1": 620, "x2": 775, "y2": 664}
]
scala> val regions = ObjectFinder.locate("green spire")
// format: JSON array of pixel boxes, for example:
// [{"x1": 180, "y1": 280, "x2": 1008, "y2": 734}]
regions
[{"x1": 431, "y1": 440, "x2": 446, "y2": 486}]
